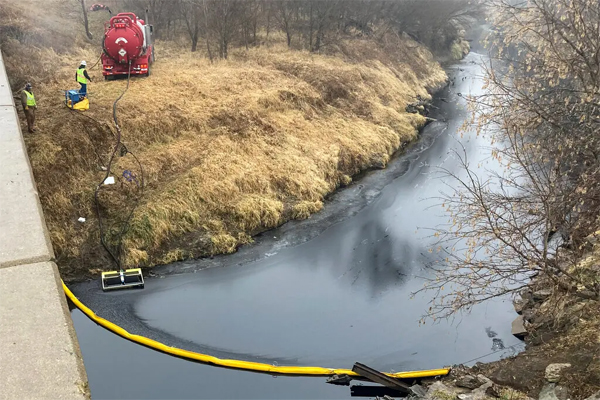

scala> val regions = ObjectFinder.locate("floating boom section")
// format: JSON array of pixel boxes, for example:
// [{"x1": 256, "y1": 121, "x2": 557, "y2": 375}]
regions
[{"x1": 63, "y1": 281, "x2": 451, "y2": 379}]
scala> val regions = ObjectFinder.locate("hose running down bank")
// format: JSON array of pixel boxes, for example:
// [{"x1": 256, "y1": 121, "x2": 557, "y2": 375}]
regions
[{"x1": 63, "y1": 282, "x2": 450, "y2": 379}]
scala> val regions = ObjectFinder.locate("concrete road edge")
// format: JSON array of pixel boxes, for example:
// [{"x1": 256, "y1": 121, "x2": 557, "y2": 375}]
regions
[{"x1": 0, "y1": 50, "x2": 89, "y2": 399}]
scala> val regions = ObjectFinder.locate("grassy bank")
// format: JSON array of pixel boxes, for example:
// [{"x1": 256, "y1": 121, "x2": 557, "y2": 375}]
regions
[{"x1": 0, "y1": 0, "x2": 446, "y2": 279}]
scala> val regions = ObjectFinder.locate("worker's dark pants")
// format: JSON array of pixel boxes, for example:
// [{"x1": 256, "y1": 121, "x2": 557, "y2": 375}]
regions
[
  {"x1": 79, "y1": 83, "x2": 87, "y2": 97},
  {"x1": 24, "y1": 108, "x2": 35, "y2": 133}
]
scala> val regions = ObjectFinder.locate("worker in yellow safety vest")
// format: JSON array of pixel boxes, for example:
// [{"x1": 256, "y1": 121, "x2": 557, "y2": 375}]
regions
[
  {"x1": 20, "y1": 83, "x2": 37, "y2": 133},
  {"x1": 76, "y1": 61, "x2": 92, "y2": 97}
]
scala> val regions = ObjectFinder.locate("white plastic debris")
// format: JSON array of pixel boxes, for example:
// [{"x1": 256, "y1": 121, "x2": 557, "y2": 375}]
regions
[
  {"x1": 103, "y1": 176, "x2": 115, "y2": 185},
  {"x1": 78, "y1": 217, "x2": 86, "y2": 223}
]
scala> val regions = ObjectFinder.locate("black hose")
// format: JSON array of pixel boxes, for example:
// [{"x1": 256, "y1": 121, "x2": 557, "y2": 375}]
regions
[
  {"x1": 67, "y1": 61, "x2": 146, "y2": 272},
  {"x1": 88, "y1": 53, "x2": 103, "y2": 71},
  {"x1": 115, "y1": 149, "x2": 144, "y2": 261},
  {"x1": 94, "y1": 61, "x2": 134, "y2": 271}
]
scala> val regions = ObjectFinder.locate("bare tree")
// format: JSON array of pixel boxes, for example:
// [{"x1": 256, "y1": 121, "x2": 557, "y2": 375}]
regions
[
  {"x1": 275, "y1": 1, "x2": 297, "y2": 47},
  {"x1": 202, "y1": 0, "x2": 213, "y2": 61},
  {"x1": 108, "y1": 0, "x2": 482, "y2": 56},
  {"x1": 239, "y1": 0, "x2": 261, "y2": 48},
  {"x1": 145, "y1": 0, "x2": 172, "y2": 39},
  {"x1": 308, "y1": 0, "x2": 338, "y2": 52},
  {"x1": 179, "y1": 0, "x2": 202, "y2": 52},
  {"x1": 206, "y1": 0, "x2": 240, "y2": 59},
  {"x1": 263, "y1": 0, "x2": 272, "y2": 38},
  {"x1": 420, "y1": 0, "x2": 600, "y2": 319}
]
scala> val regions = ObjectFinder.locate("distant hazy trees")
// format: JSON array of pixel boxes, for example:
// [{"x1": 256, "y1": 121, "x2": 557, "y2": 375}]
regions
[{"x1": 109, "y1": 0, "x2": 482, "y2": 57}]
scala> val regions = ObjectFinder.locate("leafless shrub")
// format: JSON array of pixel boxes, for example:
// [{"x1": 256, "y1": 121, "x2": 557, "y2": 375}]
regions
[{"x1": 419, "y1": 0, "x2": 600, "y2": 319}]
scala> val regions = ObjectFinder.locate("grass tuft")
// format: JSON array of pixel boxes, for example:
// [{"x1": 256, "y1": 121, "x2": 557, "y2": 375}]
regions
[{"x1": 292, "y1": 201, "x2": 324, "y2": 220}]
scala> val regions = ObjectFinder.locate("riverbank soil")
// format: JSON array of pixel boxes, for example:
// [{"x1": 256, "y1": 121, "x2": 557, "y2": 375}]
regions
[
  {"x1": 482, "y1": 286, "x2": 599, "y2": 398},
  {"x1": 434, "y1": 278, "x2": 600, "y2": 399},
  {"x1": 476, "y1": 239, "x2": 600, "y2": 398},
  {"x1": 0, "y1": 0, "x2": 447, "y2": 280}
]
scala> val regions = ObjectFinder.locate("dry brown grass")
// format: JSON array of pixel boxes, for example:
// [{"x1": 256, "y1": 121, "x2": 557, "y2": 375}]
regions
[{"x1": 1, "y1": 0, "x2": 446, "y2": 279}]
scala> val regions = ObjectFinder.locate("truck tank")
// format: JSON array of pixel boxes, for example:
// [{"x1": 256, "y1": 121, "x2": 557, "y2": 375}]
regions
[{"x1": 102, "y1": 12, "x2": 154, "y2": 79}]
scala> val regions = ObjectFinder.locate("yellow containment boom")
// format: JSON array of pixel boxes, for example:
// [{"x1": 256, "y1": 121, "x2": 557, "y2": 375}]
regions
[{"x1": 63, "y1": 281, "x2": 450, "y2": 379}]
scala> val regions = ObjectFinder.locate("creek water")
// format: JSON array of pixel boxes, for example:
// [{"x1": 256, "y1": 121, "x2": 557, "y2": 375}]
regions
[{"x1": 70, "y1": 48, "x2": 524, "y2": 399}]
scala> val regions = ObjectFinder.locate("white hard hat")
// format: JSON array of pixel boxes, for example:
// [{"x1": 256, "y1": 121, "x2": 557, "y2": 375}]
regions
[{"x1": 80, "y1": 60, "x2": 87, "y2": 66}]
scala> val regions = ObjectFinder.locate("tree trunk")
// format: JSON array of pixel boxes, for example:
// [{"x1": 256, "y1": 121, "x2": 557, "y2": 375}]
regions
[
  {"x1": 203, "y1": 0, "x2": 213, "y2": 62},
  {"x1": 191, "y1": 18, "x2": 199, "y2": 52},
  {"x1": 283, "y1": 16, "x2": 291, "y2": 47},
  {"x1": 313, "y1": 30, "x2": 322, "y2": 52},
  {"x1": 205, "y1": 37, "x2": 213, "y2": 61},
  {"x1": 220, "y1": 29, "x2": 228, "y2": 59},
  {"x1": 80, "y1": 0, "x2": 93, "y2": 40},
  {"x1": 308, "y1": 3, "x2": 313, "y2": 50},
  {"x1": 266, "y1": 8, "x2": 270, "y2": 38}
]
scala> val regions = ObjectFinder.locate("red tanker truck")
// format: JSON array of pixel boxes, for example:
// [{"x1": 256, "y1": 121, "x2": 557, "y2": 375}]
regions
[{"x1": 102, "y1": 12, "x2": 154, "y2": 79}]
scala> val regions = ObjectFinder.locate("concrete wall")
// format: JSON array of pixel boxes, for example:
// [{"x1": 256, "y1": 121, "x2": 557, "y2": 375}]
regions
[{"x1": 0, "y1": 51, "x2": 89, "y2": 399}]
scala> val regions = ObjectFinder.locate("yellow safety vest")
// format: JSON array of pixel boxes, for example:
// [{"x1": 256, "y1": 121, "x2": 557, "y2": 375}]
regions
[
  {"x1": 77, "y1": 68, "x2": 88, "y2": 84},
  {"x1": 24, "y1": 90, "x2": 36, "y2": 107}
]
